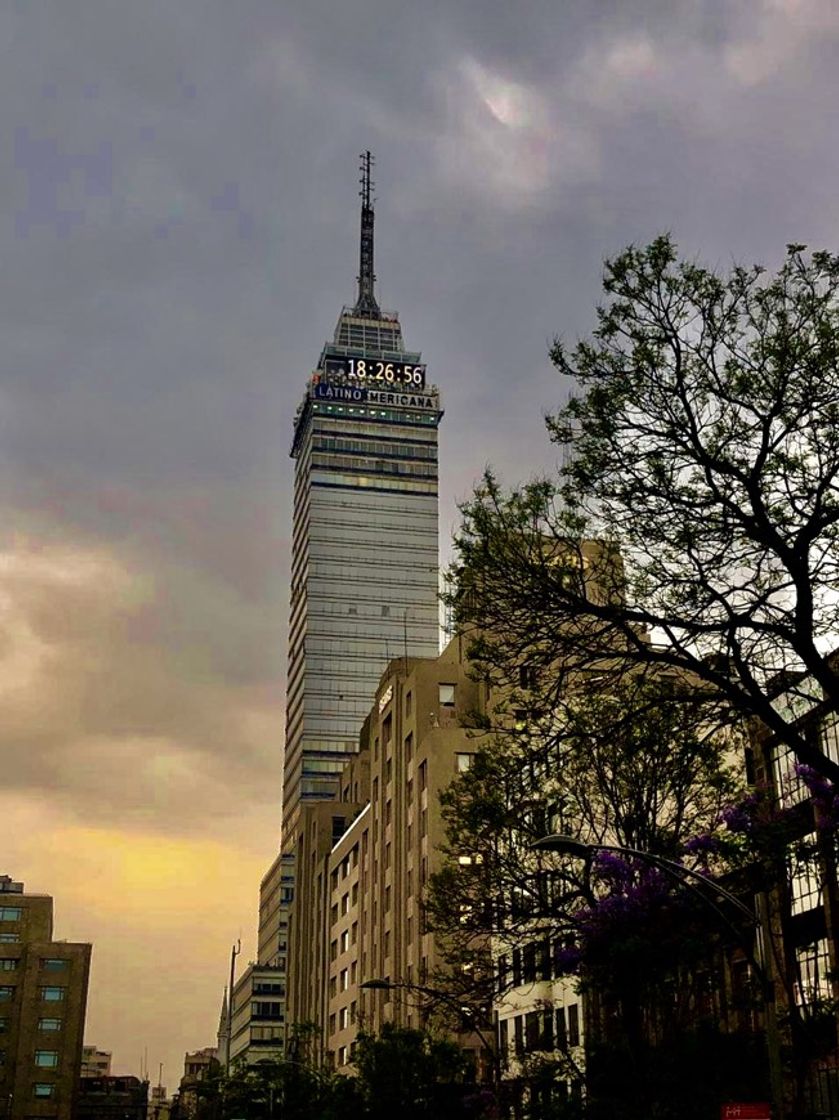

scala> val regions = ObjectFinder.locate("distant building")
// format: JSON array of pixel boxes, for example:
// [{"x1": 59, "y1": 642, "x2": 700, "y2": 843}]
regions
[
  {"x1": 176, "y1": 1048, "x2": 217, "y2": 1120},
  {"x1": 75, "y1": 1076, "x2": 148, "y2": 1120},
  {"x1": 147, "y1": 1083, "x2": 170, "y2": 1120},
  {"x1": 80, "y1": 1047, "x2": 111, "y2": 1078},
  {"x1": 0, "y1": 874, "x2": 92, "y2": 1120},
  {"x1": 228, "y1": 964, "x2": 285, "y2": 1067}
]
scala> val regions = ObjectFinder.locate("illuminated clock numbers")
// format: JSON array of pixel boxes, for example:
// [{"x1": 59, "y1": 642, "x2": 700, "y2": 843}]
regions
[{"x1": 345, "y1": 359, "x2": 425, "y2": 388}]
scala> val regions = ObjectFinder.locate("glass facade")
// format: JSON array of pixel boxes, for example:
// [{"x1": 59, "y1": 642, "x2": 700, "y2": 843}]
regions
[{"x1": 282, "y1": 305, "x2": 442, "y2": 839}]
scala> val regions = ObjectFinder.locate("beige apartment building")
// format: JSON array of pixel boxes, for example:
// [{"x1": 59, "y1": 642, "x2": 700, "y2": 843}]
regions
[
  {"x1": 79, "y1": 1046, "x2": 111, "y2": 1078},
  {"x1": 0, "y1": 875, "x2": 91, "y2": 1120},
  {"x1": 285, "y1": 636, "x2": 488, "y2": 1069}
]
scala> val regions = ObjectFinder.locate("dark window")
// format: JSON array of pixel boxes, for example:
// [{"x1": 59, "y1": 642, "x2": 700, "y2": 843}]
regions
[
  {"x1": 514, "y1": 1016, "x2": 524, "y2": 1056},
  {"x1": 512, "y1": 949, "x2": 522, "y2": 987},
  {"x1": 525, "y1": 1011, "x2": 540, "y2": 1051},
  {"x1": 523, "y1": 943, "x2": 537, "y2": 983},
  {"x1": 539, "y1": 939, "x2": 551, "y2": 980},
  {"x1": 555, "y1": 1007, "x2": 566, "y2": 1048},
  {"x1": 568, "y1": 1004, "x2": 580, "y2": 1047}
]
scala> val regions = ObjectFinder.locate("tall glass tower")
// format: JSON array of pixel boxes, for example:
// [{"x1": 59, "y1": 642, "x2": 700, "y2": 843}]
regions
[{"x1": 281, "y1": 153, "x2": 443, "y2": 842}]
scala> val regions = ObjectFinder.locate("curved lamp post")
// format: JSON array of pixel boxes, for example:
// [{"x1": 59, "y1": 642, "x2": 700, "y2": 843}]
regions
[{"x1": 530, "y1": 834, "x2": 784, "y2": 1119}]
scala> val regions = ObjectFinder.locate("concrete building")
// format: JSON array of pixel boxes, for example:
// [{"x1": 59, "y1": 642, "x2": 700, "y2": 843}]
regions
[
  {"x1": 285, "y1": 636, "x2": 491, "y2": 1072},
  {"x1": 228, "y1": 964, "x2": 285, "y2": 1067},
  {"x1": 80, "y1": 1047, "x2": 111, "y2": 1078},
  {"x1": 75, "y1": 1076, "x2": 147, "y2": 1120},
  {"x1": 176, "y1": 1049, "x2": 217, "y2": 1120},
  {"x1": 0, "y1": 875, "x2": 91, "y2": 1120}
]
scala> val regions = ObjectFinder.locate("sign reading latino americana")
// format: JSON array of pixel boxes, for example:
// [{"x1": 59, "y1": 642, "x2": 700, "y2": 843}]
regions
[{"x1": 312, "y1": 381, "x2": 437, "y2": 411}]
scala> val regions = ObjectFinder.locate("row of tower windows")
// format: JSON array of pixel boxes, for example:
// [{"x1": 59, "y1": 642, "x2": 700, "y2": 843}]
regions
[
  {"x1": 312, "y1": 454, "x2": 437, "y2": 478},
  {"x1": 313, "y1": 437, "x2": 437, "y2": 461}
]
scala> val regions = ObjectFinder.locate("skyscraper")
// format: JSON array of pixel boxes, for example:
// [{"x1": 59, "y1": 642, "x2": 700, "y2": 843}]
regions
[
  {"x1": 281, "y1": 152, "x2": 443, "y2": 841},
  {"x1": 239, "y1": 157, "x2": 443, "y2": 1060}
]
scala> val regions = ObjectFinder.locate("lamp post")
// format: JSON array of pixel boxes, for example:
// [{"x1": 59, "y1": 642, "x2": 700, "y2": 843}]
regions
[
  {"x1": 360, "y1": 978, "x2": 503, "y2": 1108},
  {"x1": 531, "y1": 834, "x2": 785, "y2": 1119}
]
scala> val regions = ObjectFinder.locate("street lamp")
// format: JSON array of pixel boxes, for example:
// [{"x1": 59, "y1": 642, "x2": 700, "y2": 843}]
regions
[{"x1": 531, "y1": 834, "x2": 785, "y2": 1119}]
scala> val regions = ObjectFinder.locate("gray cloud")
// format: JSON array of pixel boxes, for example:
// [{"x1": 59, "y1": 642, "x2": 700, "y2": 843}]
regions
[{"x1": 2, "y1": 0, "x2": 839, "y2": 1086}]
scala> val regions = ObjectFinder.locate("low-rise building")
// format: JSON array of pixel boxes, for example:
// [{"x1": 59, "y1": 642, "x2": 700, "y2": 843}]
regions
[
  {"x1": 0, "y1": 874, "x2": 92, "y2": 1120},
  {"x1": 75, "y1": 1076, "x2": 148, "y2": 1120},
  {"x1": 228, "y1": 966, "x2": 285, "y2": 1067},
  {"x1": 80, "y1": 1047, "x2": 111, "y2": 1078}
]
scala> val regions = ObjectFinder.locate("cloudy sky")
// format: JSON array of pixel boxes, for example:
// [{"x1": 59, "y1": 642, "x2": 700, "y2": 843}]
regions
[{"x1": 2, "y1": 0, "x2": 839, "y2": 1088}]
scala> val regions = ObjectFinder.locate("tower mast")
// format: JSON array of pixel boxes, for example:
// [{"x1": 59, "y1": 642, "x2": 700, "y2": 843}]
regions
[{"x1": 354, "y1": 150, "x2": 380, "y2": 318}]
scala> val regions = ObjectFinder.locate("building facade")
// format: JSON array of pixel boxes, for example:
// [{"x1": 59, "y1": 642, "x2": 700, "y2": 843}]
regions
[
  {"x1": 75, "y1": 1077, "x2": 147, "y2": 1120},
  {"x1": 282, "y1": 153, "x2": 443, "y2": 839},
  {"x1": 284, "y1": 636, "x2": 491, "y2": 1073},
  {"x1": 243, "y1": 154, "x2": 444, "y2": 1065},
  {"x1": 0, "y1": 875, "x2": 91, "y2": 1120},
  {"x1": 79, "y1": 1047, "x2": 111, "y2": 1079}
]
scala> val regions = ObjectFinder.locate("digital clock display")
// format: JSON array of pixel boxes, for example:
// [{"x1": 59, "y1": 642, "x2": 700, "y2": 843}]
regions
[{"x1": 324, "y1": 356, "x2": 426, "y2": 388}]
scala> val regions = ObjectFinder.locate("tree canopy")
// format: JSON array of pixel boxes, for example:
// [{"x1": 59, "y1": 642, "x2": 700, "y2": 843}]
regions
[{"x1": 451, "y1": 237, "x2": 839, "y2": 782}]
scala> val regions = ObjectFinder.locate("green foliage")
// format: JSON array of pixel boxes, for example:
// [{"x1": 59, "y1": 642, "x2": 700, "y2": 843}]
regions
[
  {"x1": 450, "y1": 237, "x2": 839, "y2": 781},
  {"x1": 191, "y1": 1025, "x2": 484, "y2": 1120},
  {"x1": 352, "y1": 1023, "x2": 479, "y2": 1120},
  {"x1": 427, "y1": 678, "x2": 745, "y2": 1003}
]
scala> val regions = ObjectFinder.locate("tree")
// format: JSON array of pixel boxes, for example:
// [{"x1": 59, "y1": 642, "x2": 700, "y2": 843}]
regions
[
  {"x1": 451, "y1": 238, "x2": 839, "y2": 782},
  {"x1": 426, "y1": 681, "x2": 759, "y2": 1119},
  {"x1": 352, "y1": 1023, "x2": 480, "y2": 1120}
]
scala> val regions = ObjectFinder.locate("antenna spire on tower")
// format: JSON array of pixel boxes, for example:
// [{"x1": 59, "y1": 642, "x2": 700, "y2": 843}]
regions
[{"x1": 354, "y1": 150, "x2": 380, "y2": 318}]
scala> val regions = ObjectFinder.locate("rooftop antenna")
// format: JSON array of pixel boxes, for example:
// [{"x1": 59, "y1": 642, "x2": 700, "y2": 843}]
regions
[{"x1": 354, "y1": 151, "x2": 380, "y2": 318}]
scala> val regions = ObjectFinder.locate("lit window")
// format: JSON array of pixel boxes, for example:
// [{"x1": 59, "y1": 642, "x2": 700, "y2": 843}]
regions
[
  {"x1": 795, "y1": 939, "x2": 832, "y2": 1003},
  {"x1": 0, "y1": 909, "x2": 21, "y2": 922},
  {"x1": 38, "y1": 1019, "x2": 62, "y2": 1032},
  {"x1": 40, "y1": 988, "x2": 65, "y2": 1002},
  {"x1": 34, "y1": 1084, "x2": 55, "y2": 1098},
  {"x1": 0, "y1": 935, "x2": 19, "y2": 944},
  {"x1": 34, "y1": 1051, "x2": 59, "y2": 1068},
  {"x1": 455, "y1": 753, "x2": 473, "y2": 773},
  {"x1": 0, "y1": 961, "x2": 18, "y2": 972}
]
